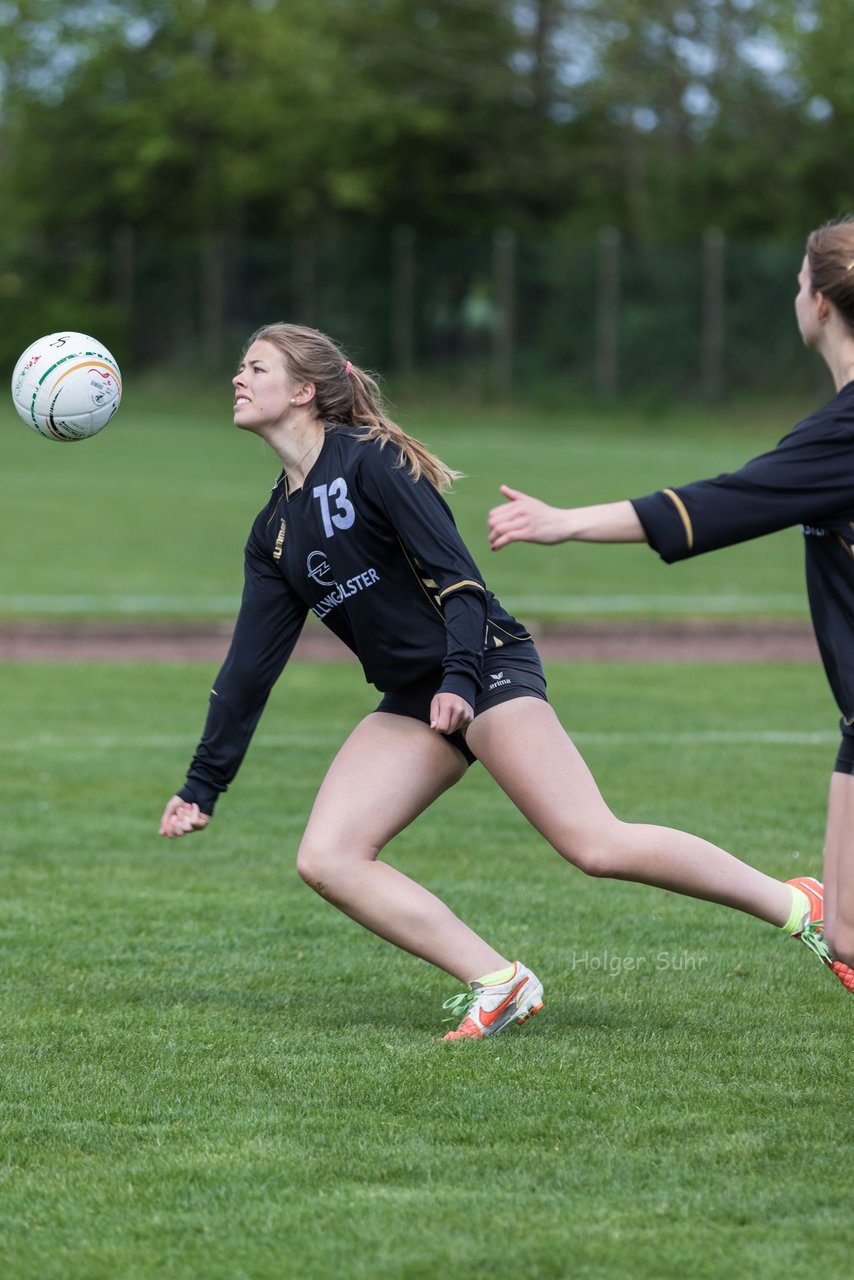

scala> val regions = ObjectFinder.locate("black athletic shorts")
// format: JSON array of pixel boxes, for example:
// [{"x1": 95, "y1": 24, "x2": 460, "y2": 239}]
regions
[
  {"x1": 835, "y1": 717, "x2": 854, "y2": 774},
  {"x1": 374, "y1": 641, "x2": 548, "y2": 766}
]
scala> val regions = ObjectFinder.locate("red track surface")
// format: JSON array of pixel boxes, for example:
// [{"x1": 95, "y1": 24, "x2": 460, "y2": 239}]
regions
[{"x1": 0, "y1": 620, "x2": 820, "y2": 663}]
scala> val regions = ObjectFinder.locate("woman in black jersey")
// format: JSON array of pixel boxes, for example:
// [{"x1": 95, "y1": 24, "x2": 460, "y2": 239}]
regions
[
  {"x1": 489, "y1": 216, "x2": 854, "y2": 995},
  {"x1": 160, "y1": 322, "x2": 816, "y2": 1040}
]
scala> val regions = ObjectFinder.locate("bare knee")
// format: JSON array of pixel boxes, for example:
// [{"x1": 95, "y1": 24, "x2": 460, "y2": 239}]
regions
[
  {"x1": 297, "y1": 838, "x2": 337, "y2": 898},
  {"x1": 554, "y1": 822, "x2": 627, "y2": 879},
  {"x1": 565, "y1": 846, "x2": 622, "y2": 879},
  {"x1": 296, "y1": 835, "x2": 376, "y2": 899}
]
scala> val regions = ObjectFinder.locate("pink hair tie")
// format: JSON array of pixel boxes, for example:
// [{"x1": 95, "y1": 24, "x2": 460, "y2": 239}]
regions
[{"x1": 344, "y1": 360, "x2": 352, "y2": 376}]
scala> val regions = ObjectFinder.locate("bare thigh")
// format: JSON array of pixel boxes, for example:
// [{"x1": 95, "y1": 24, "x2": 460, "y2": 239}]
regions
[
  {"x1": 465, "y1": 696, "x2": 616, "y2": 866},
  {"x1": 296, "y1": 713, "x2": 509, "y2": 979},
  {"x1": 465, "y1": 697, "x2": 792, "y2": 926},
  {"x1": 299, "y1": 712, "x2": 468, "y2": 865}
]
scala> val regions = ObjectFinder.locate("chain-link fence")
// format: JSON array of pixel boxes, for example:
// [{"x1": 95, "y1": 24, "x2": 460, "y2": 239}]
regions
[{"x1": 0, "y1": 228, "x2": 819, "y2": 401}]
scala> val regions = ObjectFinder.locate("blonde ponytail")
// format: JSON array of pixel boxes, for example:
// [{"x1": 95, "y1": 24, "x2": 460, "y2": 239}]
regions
[
  {"x1": 346, "y1": 366, "x2": 462, "y2": 490},
  {"x1": 245, "y1": 323, "x2": 462, "y2": 491}
]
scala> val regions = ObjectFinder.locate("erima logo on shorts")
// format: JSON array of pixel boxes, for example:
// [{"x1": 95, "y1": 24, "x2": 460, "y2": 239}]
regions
[{"x1": 489, "y1": 671, "x2": 511, "y2": 689}]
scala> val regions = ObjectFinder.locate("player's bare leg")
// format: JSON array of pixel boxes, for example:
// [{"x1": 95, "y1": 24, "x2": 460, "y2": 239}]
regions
[
  {"x1": 466, "y1": 697, "x2": 795, "y2": 925},
  {"x1": 296, "y1": 712, "x2": 509, "y2": 982},
  {"x1": 822, "y1": 772, "x2": 854, "y2": 966}
]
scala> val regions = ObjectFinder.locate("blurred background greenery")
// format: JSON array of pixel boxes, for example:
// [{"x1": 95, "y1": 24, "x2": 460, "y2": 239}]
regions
[
  {"x1": 0, "y1": 392, "x2": 813, "y2": 621},
  {"x1": 1, "y1": 1, "x2": 852, "y2": 400}
]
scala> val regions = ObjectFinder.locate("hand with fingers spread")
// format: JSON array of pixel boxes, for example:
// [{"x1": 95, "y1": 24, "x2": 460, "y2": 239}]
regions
[
  {"x1": 488, "y1": 484, "x2": 574, "y2": 550},
  {"x1": 489, "y1": 485, "x2": 646, "y2": 550},
  {"x1": 159, "y1": 795, "x2": 211, "y2": 839}
]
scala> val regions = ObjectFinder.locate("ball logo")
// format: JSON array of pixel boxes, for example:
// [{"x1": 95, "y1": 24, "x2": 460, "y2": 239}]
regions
[
  {"x1": 88, "y1": 369, "x2": 116, "y2": 407},
  {"x1": 13, "y1": 354, "x2": 40, "y2": 398},
  {"x1": 306, "y1": 550, "x2": 335, "y2": 587}
]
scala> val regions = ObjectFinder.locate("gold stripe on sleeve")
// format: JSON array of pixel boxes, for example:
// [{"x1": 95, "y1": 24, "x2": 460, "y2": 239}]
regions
[
  {"x1": 438, "y1": 579, "x2": 485, "y2": 600},
  {"x1": 663, "y1": 488, "x2": 694, "y2": 551}
]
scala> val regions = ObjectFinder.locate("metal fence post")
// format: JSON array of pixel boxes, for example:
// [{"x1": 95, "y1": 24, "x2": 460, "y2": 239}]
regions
[
  {"x1": 702, "y1": 226, "x2": 725, "y2": 403},
  {"x1": 201, "y1": 231, "x2": 225, "y2": 369},
  {"x1": 293, "y1": 232, "x2": 316, "y2": 326},
  {"x1": 492, "y1": 227, "x2": 516, "y2": 397},
  {"x1": 391, "y1": 226, "x2": 416, "y2": 376},
  {"x1": 111, "y1": 226, "x2": 134, "y2": 324},
  {"x1": 596, "y1": 226, "x2": 620, "y2": 398}
]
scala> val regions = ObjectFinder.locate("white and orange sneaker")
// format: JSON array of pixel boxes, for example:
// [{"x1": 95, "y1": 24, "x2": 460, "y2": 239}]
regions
[{"x1": 440, "y1": 961, "x2": 543, "y2": 1041}]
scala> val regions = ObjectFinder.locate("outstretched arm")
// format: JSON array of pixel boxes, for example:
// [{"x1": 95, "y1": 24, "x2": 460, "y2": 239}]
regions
[
  {"x1": 159, "y1": 530, "x2": 308, "y2": 834},
  {"x1": 488, "y1": 485, "x2": 647, "y2": 550}
]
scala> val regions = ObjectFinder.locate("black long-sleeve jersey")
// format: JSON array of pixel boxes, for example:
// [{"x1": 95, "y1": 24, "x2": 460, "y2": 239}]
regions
[
  {"x1": 179, "y1": 426, "x2": 531, "y2": 813},
  {"x1": 631, "y1": 380, "x2": 854, "y2": 722}
]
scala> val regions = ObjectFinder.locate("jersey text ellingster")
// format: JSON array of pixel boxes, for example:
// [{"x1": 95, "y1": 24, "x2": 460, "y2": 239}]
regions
[{"x1": 311, "y1": 567, "x2": 381, "y2": 620}]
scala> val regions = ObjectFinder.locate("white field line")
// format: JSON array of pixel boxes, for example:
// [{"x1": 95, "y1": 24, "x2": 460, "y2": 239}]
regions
[
  {"x1": 508, "y1": 594, "x2": 807, "y2": 614},
  {"x1": 0, "y1": 730, "x2": 837, "y2": 752},
  {"x1": 0, "y1": 593, "x2": 808, "y2": 615},
  {"x1": 0, "y1": 594, "x2": 240, "y2": 614}
]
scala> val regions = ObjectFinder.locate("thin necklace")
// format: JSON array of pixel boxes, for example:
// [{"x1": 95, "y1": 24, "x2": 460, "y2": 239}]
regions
[{"x1": 283, "y1": 435, "x2": 323, "y2": 498}]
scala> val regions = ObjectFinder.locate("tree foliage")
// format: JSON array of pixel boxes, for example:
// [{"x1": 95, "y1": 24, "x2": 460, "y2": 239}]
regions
[{"x1": 1, "y1": 0, "x2": 853, "y2": 245}]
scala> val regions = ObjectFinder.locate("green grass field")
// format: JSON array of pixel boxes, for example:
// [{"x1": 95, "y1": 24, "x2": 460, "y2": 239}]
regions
[
  {"x1": 1, "y1": 387, "x2": 818, "y2": 621},
  {"x1": 2, "y1": 390, "x2": 849, "y2": 1277},
  {"x1": 1, "y1": 659, "x2": 851, "y2": 1280}
]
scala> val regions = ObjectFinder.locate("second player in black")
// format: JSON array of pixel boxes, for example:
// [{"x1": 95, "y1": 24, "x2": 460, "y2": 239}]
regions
[{"x1": 488, "y1": 214, "x2": 854, "y2": 993}]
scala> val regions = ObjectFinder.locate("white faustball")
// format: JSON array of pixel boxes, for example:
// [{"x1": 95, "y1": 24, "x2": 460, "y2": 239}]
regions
[{"x1": 11, "y1": 331, "x2": 122, "y2": 441}]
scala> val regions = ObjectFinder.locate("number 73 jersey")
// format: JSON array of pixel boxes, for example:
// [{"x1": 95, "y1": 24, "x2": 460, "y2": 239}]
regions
[{"x1": 235, "y1": 426, "x2": 531, "y2": 706}]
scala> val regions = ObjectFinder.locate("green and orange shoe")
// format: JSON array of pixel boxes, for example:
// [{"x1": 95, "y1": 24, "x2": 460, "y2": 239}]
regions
[
  {"x1": 784, "y1": 877, "x2": 853, "y2": 993},
  {"x1": 830, "y1": 958, "x2": 854, "y2": 994},
  {"x1": 799, "y1": 921, "x2": 854, "y2": 995},
  {"x1": 785, "y1": 875, "x2": 824, "y2": 936},
  {"x1": 440, "y1": 961, "x2": 544, "y2": 1041}
]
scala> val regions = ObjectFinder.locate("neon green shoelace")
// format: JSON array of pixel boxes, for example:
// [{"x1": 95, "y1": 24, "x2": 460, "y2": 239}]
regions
[
  {"x1": 799, "y1": 921, "x2": 831, "y2": 965},
  {"x1": 441, "y1": 990, "x2": 475, "y2": 1023}
]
